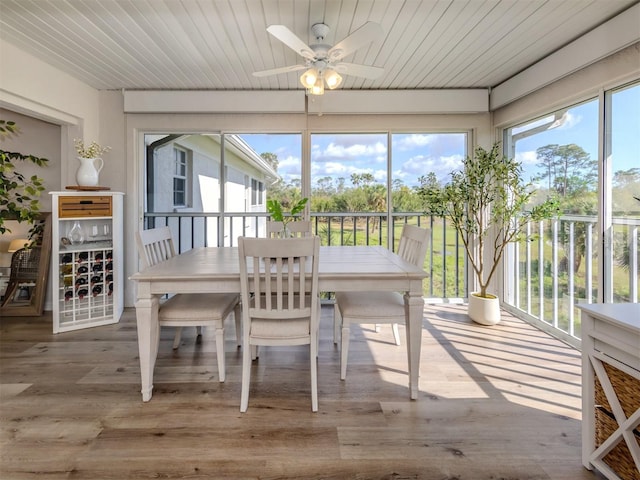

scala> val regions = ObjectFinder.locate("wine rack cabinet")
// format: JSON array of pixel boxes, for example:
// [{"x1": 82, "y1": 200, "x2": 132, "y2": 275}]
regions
[{"x1": 51, "y1": 192, "x2": 124, "y2": 333}]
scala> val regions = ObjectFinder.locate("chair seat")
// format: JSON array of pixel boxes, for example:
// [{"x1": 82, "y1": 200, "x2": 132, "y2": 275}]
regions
[
  {"x1": 160, "y1": 293, "x2": 239, "y2": 322},
  {"x1": 335, "y1": 291, "x2": 405, "y2": 322},
  {"x1": 250, "y1": 317, "x2": 310, "y2": 339},
  {"x1": 334, "y1": 224, "x2": 430, "y2": 381}
]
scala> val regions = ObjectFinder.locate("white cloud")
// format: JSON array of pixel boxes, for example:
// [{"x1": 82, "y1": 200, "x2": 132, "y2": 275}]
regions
[
  {"x1": 515, "y1": 150, "x2": 538, "y2": 165},
  {"x1": 319, "y1": 141, "x2": 386, "y2": 161},
  {"x1": 395, "y1": 134, "x2": 435, "y2": 150}
]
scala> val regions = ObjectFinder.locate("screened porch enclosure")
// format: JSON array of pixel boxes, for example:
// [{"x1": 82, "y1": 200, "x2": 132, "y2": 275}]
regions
[{"x1": 141, "y1": 82, "x2": 639, "y2": 347}]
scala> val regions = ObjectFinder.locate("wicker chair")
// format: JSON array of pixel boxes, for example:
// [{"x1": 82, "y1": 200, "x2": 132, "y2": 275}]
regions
[{"x1": 2, "y1": 247, "x2": 41, "y2": 307}]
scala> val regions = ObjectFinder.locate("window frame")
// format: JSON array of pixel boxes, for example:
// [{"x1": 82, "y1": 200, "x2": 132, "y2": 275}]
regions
[{"x1": 173, "y1": 147, "x2": 189, "y2": 208}]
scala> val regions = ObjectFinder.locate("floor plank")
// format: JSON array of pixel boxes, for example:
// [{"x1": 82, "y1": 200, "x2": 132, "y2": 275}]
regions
[{"x1": 0, "y1": 304, "x2": 605, "y2": 479}]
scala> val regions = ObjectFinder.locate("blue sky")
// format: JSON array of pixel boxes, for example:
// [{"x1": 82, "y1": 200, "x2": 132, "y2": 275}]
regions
[{"x1": 240, "y1": 83, "x2": 639, "y2": 190}]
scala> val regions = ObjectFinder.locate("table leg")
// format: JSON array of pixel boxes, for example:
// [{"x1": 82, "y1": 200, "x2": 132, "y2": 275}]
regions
[
  {"x1": 135, "y1": 295, "x2": 160, "y2": 402},
  {"x1": 582, "y1": 313, "x2": 596, "y2": 470},
  {"x1": 405, "y1": 288, "x2": 424, "y2": 400}
]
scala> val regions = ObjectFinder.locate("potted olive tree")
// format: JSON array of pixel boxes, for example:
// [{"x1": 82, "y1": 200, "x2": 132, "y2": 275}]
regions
[{"x1": 418, "y1": 142, "x2": 558, "y2": 325}]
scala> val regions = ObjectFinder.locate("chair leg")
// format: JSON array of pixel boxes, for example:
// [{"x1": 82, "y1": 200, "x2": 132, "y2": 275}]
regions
[
  {"x1": 340, "y1": 324, "x2": 350, "y2": 380},
  {"x1": 215, "y1": 326, "x2": 225, "y2": 382},
  {"x1": 251, "y1": 345, "x2": 259, "y2": 360},
  {"x1": 310, "y1": 339, "x2": 318, "y2": 412},
  {"x1": 172, "y1": 327, "x2": 183, "y2": 349},
  {"x1": 333, "y1": 304, "x2": 341, "y2": 344},
  {"x1": 240, "y1": 340, "x2": 252, "y2": 412},
  {"x1": 392, "y1": 323, "x2": 401, "y2": 346},
  {"x1": 233, "y1": 304, "x2": 242, "y2": 347}
]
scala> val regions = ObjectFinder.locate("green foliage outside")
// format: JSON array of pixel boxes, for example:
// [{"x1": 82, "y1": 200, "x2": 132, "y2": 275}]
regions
[
  {"x1": 261, "y1": 142, "x2": 638, "y2": 314},
  {"x1": 512, "y1": 142, "x2": 638, "y2": 336}
]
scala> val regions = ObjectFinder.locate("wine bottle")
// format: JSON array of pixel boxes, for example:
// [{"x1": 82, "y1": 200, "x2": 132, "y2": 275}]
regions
[
  {"x1": 105, "y1": 261, "x2": 113, "y2": 271},
  {"x1": 92, "y1": 263, "x2": 103, "y2": 272},
  {"x1": 78, "y1": 252, "x2": 89, "y2": 262},
  {"x1": 77, "y1": 265, "x2": 89, "y2": 274},
  {"x1": 108, "y1": 283, "x2": 114, "y2": 295},
  {"x1": 64, "y1": 290, "x2": 73, "y2": 301},
  {"x1": 94, "y1": 252, "x2": 104, "y2": 263},
  {"x1": 92, "y1": 285, "x2": 102, "y2": 296},
  {"x1": 75, "y1": 277, "x2": 87, "y2": 287},
  {"x1": 61, "y1": 253, "x2": 72, "y2": 264},
  {"x1": 90, "y1": 275, "x2": 102, "y2": 285},
  {"x1": 105, "y1": 273, "x2": 113, "y2": 283},
  {"x1": 77, "y1": 288, "x2": 89, "y2": 299}
]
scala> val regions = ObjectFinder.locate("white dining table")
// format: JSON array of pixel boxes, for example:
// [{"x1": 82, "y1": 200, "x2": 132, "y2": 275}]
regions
[{"x1": 130, "y1": 245, "x2": 427, "y2": 402}]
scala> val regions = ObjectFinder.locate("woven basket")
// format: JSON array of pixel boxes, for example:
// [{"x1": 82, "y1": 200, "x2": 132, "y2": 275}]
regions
[
  {"x1": 594, "y1": 361, "x2": 640, "y2": 480},
  {"x1": 595, "y1": 362, "x2": 640, "y2": 418}
]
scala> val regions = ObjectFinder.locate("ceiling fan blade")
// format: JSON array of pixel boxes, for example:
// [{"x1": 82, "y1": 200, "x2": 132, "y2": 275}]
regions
[
  {"x1": 335, "y1": 62, "x2": 384, "y2": 79},
  {"x1": 267, "y1": 25, "x2": 316, "y2": 60},
  {"x1": 328, "y1": 22, "x2": 383, "y2": 61},
  {"x1": 253, "y1": 64, "x2": 308, "y2": 77}
]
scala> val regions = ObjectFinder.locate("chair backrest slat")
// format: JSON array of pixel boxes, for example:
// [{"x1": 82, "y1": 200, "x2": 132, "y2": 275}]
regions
[
  {"x1": 135, "y1": 227, "x2": 177, "y2": 268},
  {"x1": 238, "y1": 236, "x2": 319, "y2": 322},
  {"x1": 397, "y1": 224, "x2": 431, "y2": 268}
]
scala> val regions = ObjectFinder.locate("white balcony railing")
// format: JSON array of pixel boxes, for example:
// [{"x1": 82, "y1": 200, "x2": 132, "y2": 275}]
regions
[
  {"x1": 144, "y1": 211, "x2": 638, "y2": 344},
  {"x1": 506, "y1": 214, "x2": 639, "y2": 346}
]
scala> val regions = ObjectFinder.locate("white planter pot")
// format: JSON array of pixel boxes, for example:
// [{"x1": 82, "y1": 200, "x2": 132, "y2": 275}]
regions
[{"x1": 468, "y1": 293, "x2": 501, "y2": 325}]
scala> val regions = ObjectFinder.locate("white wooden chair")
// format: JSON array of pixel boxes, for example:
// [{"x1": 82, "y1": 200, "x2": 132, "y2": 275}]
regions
[
  {"x1": 135, "y1": 227, "x2": 241, "y2": 382},
  {"x1": 238, "y1": 236, "x2": 321, "y2": 412},
  {"x1": 333, "y1": 224, "x2": 430, "y2": 379},
  {"x1": 266, "y1": 220, "x2": 312, "y2": 238}
]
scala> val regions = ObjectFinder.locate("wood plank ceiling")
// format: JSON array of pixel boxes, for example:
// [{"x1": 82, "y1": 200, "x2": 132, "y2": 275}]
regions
[{"x1": 0, "y1": 0, "x2": 636, "y2": 92}]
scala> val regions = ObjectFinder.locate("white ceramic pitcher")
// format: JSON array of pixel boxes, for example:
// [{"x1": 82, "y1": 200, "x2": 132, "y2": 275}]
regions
[{"x1": 76, "y1": 157, "x2": 104, "y2": 186}]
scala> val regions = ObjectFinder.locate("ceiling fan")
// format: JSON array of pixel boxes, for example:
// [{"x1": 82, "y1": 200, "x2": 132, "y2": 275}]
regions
[{"x1": 253, "y1": 22, "x2": 384, "y2": 95}]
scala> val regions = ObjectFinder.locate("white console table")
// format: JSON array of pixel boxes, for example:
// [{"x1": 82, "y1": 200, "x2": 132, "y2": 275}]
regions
[{"x1": 579, "y1": 303, "x2": 640, "y2": 480}]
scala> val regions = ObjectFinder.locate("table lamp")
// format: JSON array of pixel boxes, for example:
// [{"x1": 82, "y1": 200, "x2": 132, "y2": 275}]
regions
[{"x1": 7, "y1": 239, "x2": 29, "y2": 253}]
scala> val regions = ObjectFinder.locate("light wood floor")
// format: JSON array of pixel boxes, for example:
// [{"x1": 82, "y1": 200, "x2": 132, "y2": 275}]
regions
[{"x1": 1, "y1": 304, "x2": 604, "y2": 480}]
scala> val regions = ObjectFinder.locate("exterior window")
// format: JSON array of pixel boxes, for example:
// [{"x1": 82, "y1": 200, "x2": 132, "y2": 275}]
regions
[
  {"x1": 605, "y1": 81, "x2": 640, "y2": 303},
  {"x1": 173, "y1": 148, "x2": 187, "y2": 207},
  {"x1": 504, "y1": 99, "x2": 599, "y2": 339},
  {"x1": 251, "y1": 179, "x2": 264, "y2": 206}
]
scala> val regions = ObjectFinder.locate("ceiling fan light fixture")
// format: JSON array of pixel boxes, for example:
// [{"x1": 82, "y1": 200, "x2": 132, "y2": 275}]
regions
[
  {"x1": 309, "y1": 75, "x2": 324, "y2": 95},
  {"x1": 300, "y1": 67, "x2": 319, "y2": 89},
  {"x1": 324, "y1": 69, "x2": 342, "y2": 89}
]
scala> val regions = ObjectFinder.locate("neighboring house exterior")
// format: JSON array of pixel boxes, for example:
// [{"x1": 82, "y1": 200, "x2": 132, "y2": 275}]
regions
[{"x1": 145, "y1": 133, "x2": 279, "y2": 248}]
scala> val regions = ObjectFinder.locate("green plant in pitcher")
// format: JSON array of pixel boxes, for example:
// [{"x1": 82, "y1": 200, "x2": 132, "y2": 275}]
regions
[{"x1": 266, "y1": 197, "x2": 308, "y2": 227}]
